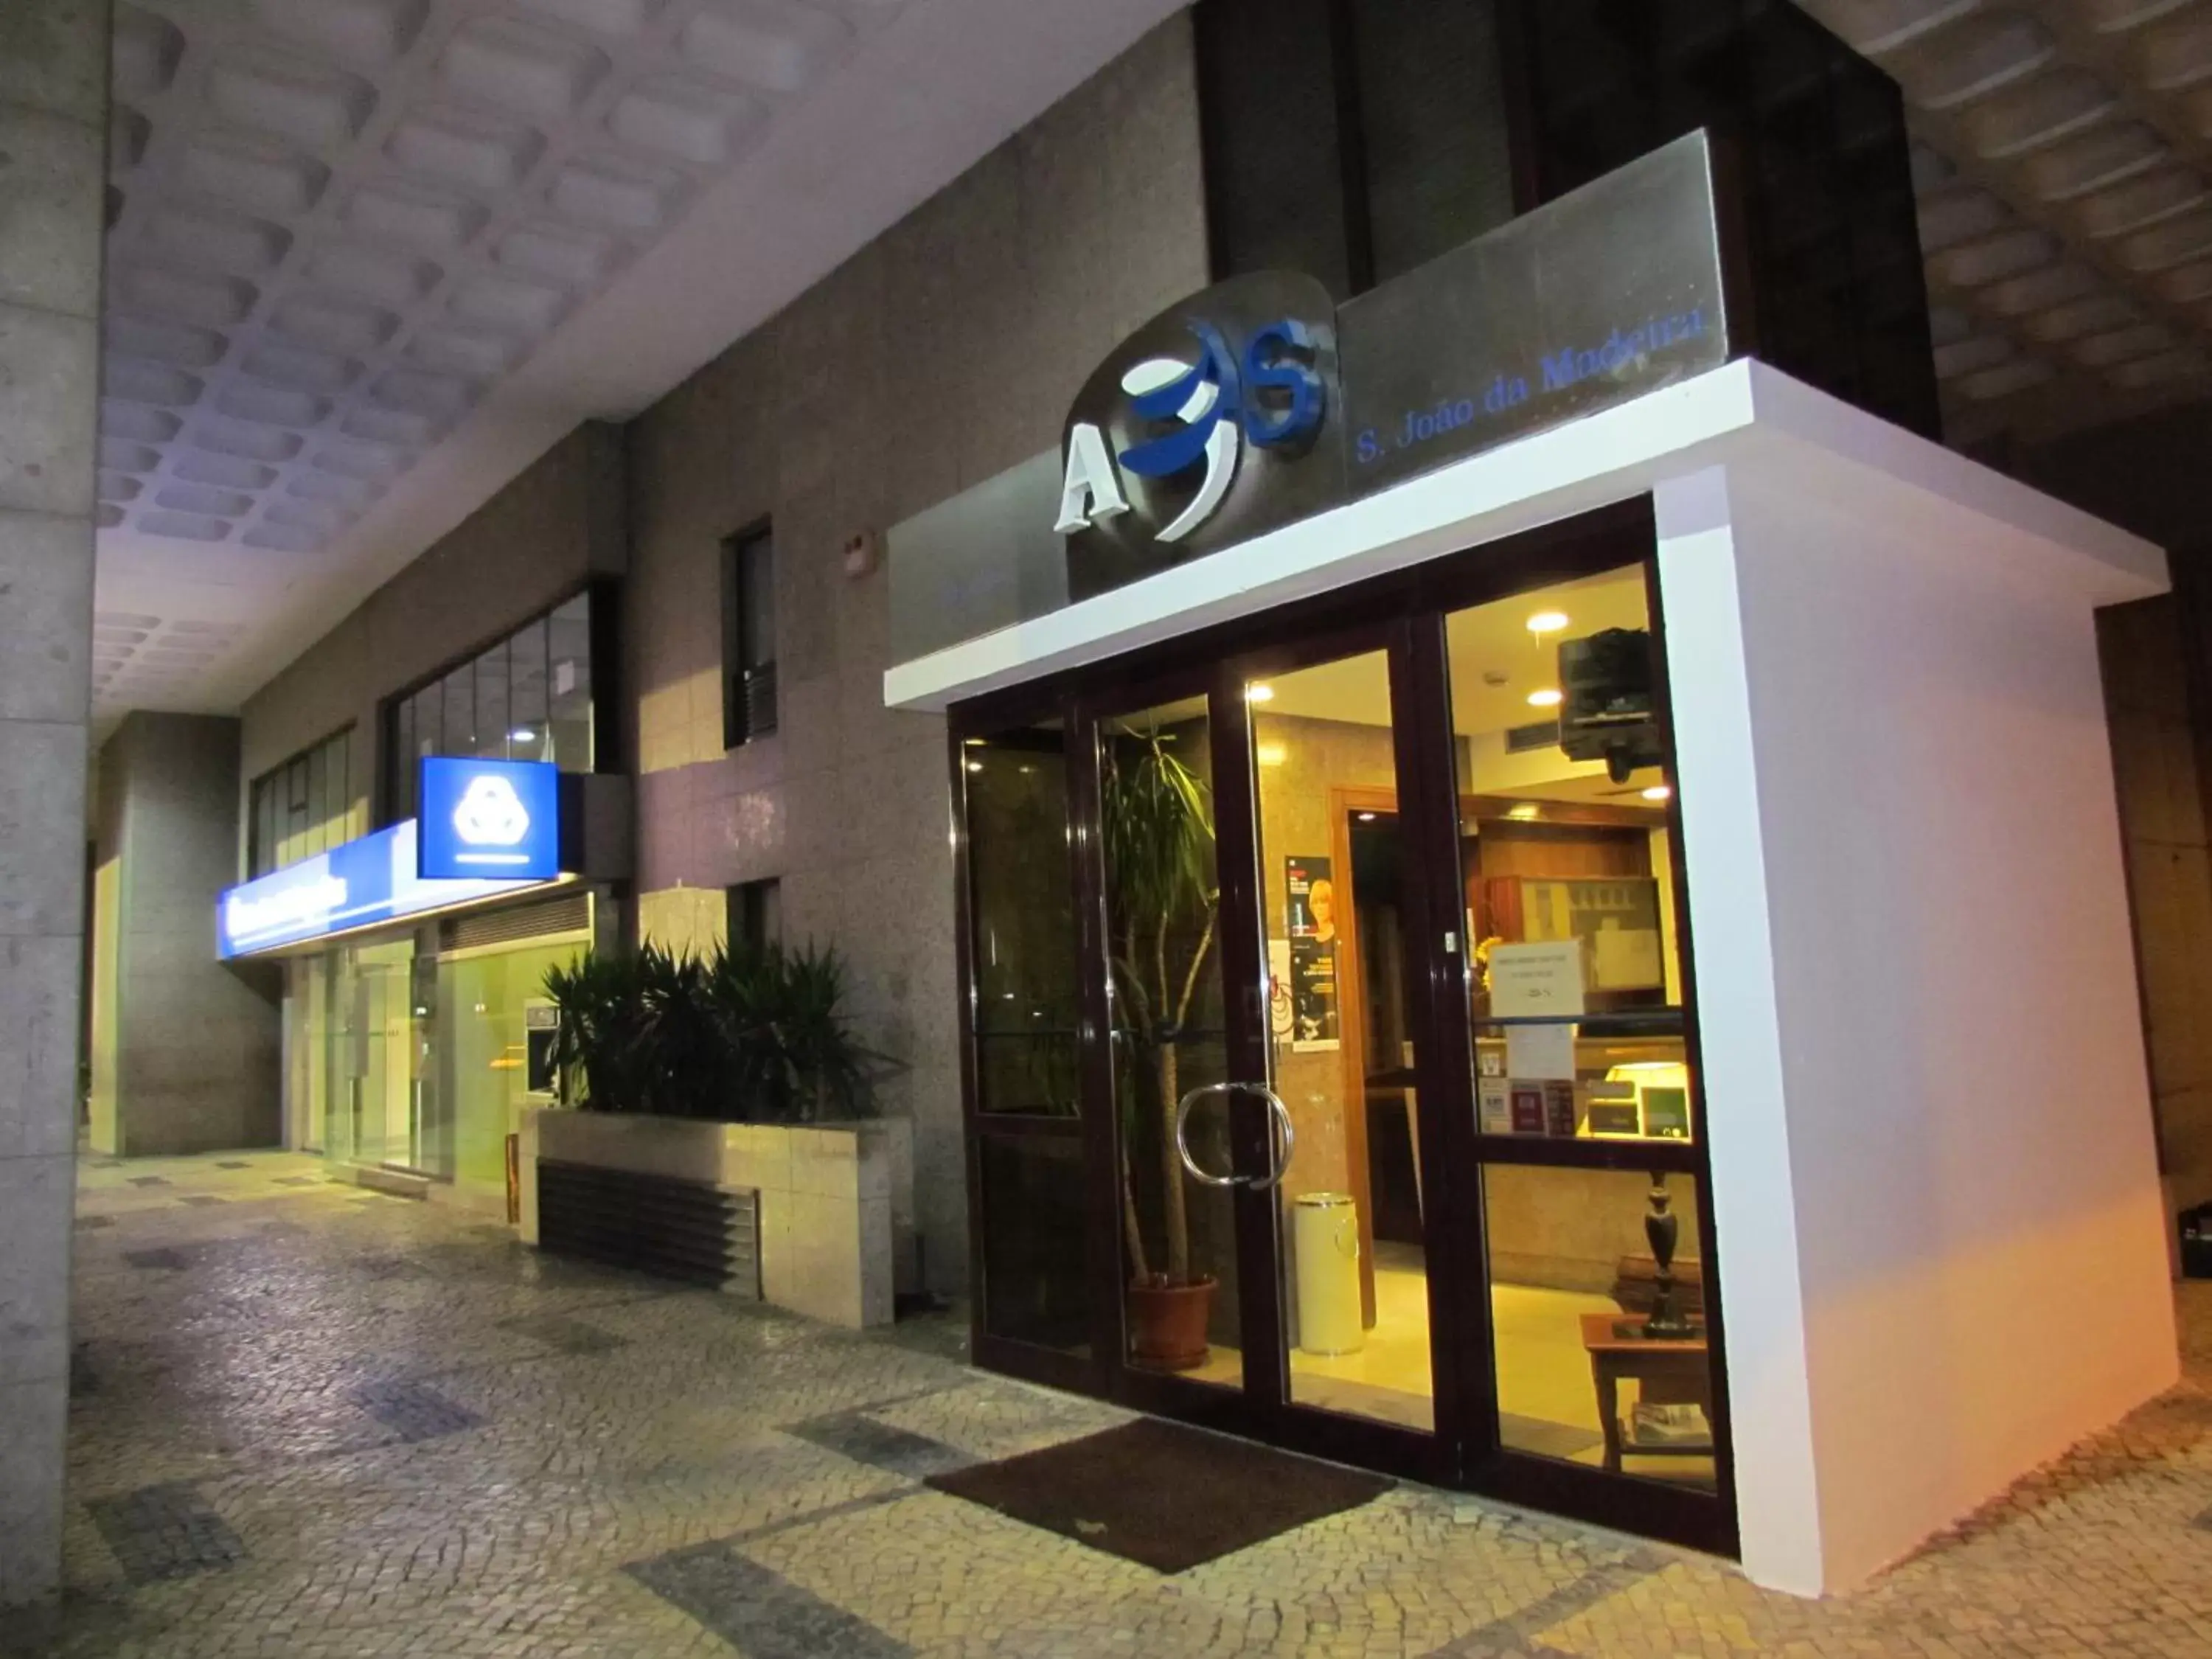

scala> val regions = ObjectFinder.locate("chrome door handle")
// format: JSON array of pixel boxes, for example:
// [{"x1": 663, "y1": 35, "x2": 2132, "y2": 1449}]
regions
[
  {"x1": 1246, "y1": 1086, "x2": 1296, "y2": 1192},
  {"x1": 1174, "y1": 1082, "x2": 1295, "y2": 1189},
  {"x1": 1175, "y1": 1083, "x2": 1244, "y2": 1187}
]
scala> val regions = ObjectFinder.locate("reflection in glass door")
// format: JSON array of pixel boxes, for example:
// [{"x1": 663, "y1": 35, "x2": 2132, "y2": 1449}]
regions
[
  {"x1": 1246, "y1": 648, "x2": 1436, "y2": 1433},
  {"x1": 1443, "y1": 566, "x2": 1719, "y2": 1494}
]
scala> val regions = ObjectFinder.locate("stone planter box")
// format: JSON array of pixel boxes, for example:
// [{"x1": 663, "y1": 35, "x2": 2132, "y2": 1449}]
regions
[{"x1": 519, "y1": 1107, "x2": 914, "y2": 1329}]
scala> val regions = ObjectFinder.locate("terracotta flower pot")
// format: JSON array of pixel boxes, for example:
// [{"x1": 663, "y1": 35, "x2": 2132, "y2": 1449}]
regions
[{"x1": 1127, "y1": 1275, "x2": 1218, "y2": 1371}]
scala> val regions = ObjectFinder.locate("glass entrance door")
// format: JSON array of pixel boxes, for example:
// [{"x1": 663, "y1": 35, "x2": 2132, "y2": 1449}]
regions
[
  {"x1": 953, "y1": 505, "x2": 1736, "y2": 1551},
  {"x1": 1087, "y1": 631, "x2": 1453, "y2": 1478}
]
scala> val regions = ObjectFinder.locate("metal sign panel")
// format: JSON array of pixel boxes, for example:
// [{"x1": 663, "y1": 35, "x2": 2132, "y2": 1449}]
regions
[
  {"x1": 417, "y1": 757, "x2": 562, "y2": 881},
  {"x1": 1337, "y1": 131, "x2": 1731, "y2": 495},
  {"x1": 215, "y1": 820, "x2": 546, "y2": 960},
  {"x1": 1057, "y1": 271, "x2": 1345, "y2": 602}
]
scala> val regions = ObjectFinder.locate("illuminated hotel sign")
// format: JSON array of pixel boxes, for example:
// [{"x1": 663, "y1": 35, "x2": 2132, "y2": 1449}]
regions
[
  {"x1": 216, "y1": 817, "x2": 556, "y2": 960},
  {"x1": 1049, "y1": 129, "x2": 1731, "y2": 605}
]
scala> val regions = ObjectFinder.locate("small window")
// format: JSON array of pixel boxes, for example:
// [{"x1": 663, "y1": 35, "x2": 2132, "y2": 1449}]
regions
[
  {"x1": 727, "y1": 878, "x2": 782, "y2": 954},
  {"x1": 723, "y1": 524, "x2": 777, "y2": 747}
]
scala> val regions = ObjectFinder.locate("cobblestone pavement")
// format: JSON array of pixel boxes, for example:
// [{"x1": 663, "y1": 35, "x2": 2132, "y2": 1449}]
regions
[{"x1": 15, "y1": 1151, "x2": 2212, "y2": 1657}]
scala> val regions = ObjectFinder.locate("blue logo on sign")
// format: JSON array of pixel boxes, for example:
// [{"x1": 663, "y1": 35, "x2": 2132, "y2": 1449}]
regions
[
  {"x1": 1104, "y1": 319, "x2": 1325, "y2": 543},
  {"x1": 417, "y1": 758, "x2": 561, "y2": 882}
]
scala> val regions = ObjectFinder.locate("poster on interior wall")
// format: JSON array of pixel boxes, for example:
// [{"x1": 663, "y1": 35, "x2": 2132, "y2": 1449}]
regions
[{"x1": 1284, "y1": 856, "x2": 1341, "y2": 1053}]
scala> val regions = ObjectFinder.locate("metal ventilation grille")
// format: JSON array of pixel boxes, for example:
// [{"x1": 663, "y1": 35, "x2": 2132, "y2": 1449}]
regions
[
  {"x1": 440, "y1": 891, "x2": 589, "y2": 953},
  {"x1": 1504, "y1": 718, "x2": 1563, "y2": 755},
  {"x1": 537, "y1": 1161, "x2": 762, "y2": 1295}
]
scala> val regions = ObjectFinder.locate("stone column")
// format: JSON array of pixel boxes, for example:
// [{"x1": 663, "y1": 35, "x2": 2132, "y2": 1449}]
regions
[{"x1": 0, "y1": 0, "x2": 106, "y2": 1609}]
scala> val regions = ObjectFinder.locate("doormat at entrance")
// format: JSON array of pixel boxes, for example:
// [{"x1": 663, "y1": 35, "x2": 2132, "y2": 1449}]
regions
[{"x1": 925, "y1": 1418, "x2": 1391, "y2": 1572}]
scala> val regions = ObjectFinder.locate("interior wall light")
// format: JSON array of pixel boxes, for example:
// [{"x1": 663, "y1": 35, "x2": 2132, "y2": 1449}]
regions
[
  {"x1": 1526, "y1": 611, "x2": 1570, "y2": 634},
  {"x1": 1642, "y1": 784, "x2": 1673, "y2": 801},
  {"x1": 1507, "y1": 802, "x2": 1542, "y2": 821},
  {"x1": 1526, "y1": 688, "x2": 1563, "y2": 709},
  {"x1": 1256, "y1": 742, "x2": 1288, "y2": 767},
  {"x1": 1247, "y1": 684, "x2": 1276, "y2": 703}
]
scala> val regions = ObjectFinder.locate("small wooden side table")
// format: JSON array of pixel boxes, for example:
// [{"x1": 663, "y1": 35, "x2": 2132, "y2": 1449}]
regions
[{"x1": 1579, "y1": 1312, "x2": 1713, "y2": 1474}]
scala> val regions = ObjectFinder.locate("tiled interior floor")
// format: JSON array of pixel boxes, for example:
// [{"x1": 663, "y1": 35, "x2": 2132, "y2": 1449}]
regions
[{"x1": 15, "y1": 1148, "x2": 2212, "y2": 1657}]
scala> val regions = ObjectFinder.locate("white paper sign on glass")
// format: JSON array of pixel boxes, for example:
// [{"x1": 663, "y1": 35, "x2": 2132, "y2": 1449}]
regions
[{"x1": 1487, "y1": 939, "x2": 1586, "y2": 1018}]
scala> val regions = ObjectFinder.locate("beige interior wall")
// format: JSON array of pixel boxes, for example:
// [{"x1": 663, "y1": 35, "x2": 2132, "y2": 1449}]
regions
[{"x1": 622, "y1": 18, "x2": 1208, "y2": 1292}]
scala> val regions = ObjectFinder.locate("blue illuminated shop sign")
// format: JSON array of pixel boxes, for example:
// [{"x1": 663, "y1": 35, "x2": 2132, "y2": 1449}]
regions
[
  {"x1": 417, "y1": 757, "x2": 561, "y2": 881},
  {"x1": 215, "y1": 818, "x2": 554, "y2": 961}
]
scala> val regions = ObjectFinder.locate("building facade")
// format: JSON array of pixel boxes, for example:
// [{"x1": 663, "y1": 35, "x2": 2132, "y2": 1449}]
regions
[{"x1": 77, "y1": 0, "x2": 2201, "y2": 1604}]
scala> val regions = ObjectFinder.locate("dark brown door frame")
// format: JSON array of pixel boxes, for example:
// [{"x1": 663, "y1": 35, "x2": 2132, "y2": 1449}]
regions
[{"x1": 947, "y1": 497, "x2": 1739, "y2": 1557}]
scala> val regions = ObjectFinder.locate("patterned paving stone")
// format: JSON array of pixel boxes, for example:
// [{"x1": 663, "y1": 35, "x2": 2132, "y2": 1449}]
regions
[
  {"x1": 787, "y1": 1405, "x2": 977, "y2": 1480},
  {"x1": 125, "y1": 1175, "x2": 169, "y2": 1188},
  {"x1": 346, "y1": 1378, "x2": 484, "y2": 1443},
  {"x1": 498, "y1": 1312, "x2": 630, "y2": 1354},
  {"x1": 83, "y1": 1480, "x2": 246, "y2": 1584},
  {"x1": 629, "y1": 1538, "x2": 915, "y2": 1658},
  {"x1": 215, "y1": 1161, "x2": 251, "y2": 1169},
  {"x1": 26, "y1": 1150, "x2": 2212, "y2": 1659},
  {"x1": 177, "y1": 1194, "x2": 225, "y2": 1207}
]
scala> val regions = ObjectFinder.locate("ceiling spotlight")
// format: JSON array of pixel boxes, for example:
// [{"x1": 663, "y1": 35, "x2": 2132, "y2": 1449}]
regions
[
  {"x1": 1356, "y1": 811, "x2": 1377, "y2": 822},
  {"x1": 1526, "y1": 688, "x2": 1563, "y2": 708},
  {"x1": 965, "y1": 760, "x2": 984, "y2": 773},
  {"x1": 509, "y1": 728, "x2": 536, "y2": 743},
  {"x1": 1246, "y1": 683, "x2": 1275, "y2": 703},
  {"x1": 1526, "y1": 611, "x2": 1570, "y2": 634},
  {"x1": 1642, "y1": 784, "x2": 1673, "y2": 801}
]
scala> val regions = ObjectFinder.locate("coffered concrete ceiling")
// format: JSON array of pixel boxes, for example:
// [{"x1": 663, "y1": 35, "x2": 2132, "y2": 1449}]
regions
[
  {"x1": 1797, "y1": 0, "x2": 2212, "y2": 448},
  {"x1": 91, "y1": 0, "x2": 1180, "y2": 723}
]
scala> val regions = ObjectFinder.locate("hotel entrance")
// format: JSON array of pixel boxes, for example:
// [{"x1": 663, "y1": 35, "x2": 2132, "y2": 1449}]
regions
[{"x1": 954, "y1": 504, "x2": 1733, "y2": 1554}]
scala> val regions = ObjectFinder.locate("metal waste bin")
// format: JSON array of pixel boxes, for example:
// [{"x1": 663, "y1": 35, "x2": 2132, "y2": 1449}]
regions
[{"x1": 1293, "y1": 1192, "x2": 1364, "y2": 1356}]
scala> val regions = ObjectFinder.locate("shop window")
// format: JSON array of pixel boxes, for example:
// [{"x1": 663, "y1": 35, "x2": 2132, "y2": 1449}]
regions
[
  {"x1": 382, "y1": 591, "x2": 597, "y2": 824},
  {"x1": 979, "y1": 1135, "x2": 1092, "y2": 1354},
  {"x1": 726, "y1": 878, "x2": 782, "y2": 953},
  {"x1": 723, "y1": 524, "x2": 777, "y2": 747},
  {"x1": 247, "y1": 726, "x2": 358, "y2": 877},
  {"x1": 962, "y1": 722, "x2": 1079, "y2": 1118}
]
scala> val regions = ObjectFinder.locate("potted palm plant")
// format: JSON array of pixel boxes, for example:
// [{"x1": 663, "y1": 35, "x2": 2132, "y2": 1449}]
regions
[{"x1": 1103, "y1": 720, "x2": 1222, "y2": 1370}]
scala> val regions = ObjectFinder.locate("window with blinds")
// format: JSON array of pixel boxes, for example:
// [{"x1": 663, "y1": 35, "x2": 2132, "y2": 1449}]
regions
[{"x1": 247, "y1": 726, "x2": 361, "y2": 877}]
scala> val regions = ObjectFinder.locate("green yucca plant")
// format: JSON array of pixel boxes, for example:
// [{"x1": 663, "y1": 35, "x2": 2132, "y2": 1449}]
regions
[{"x1": 542, "y1": 937, "x2": 888, "y2": 1123}]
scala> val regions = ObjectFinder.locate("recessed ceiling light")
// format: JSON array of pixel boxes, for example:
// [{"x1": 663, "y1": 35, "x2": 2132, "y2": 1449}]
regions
[
  {"x1": 1527, "y1": 611, "x2": 1570, "y2": 634},
  {"x1": 1527, "y1": 688, "x2": 1563, "y2": 708},
  {"x1": 1246, "y1": 683, "x2": 1275, "y2": 703},
  {"x1": 509, "y1": 727, "x2": 536, "y2": 742},
  {"x1": 1642, "y1": 784, "x2": 1672, "y2": 801},
  {"x1": 965, "y1": 760, "x2": 984, "y2": 773},
  {"x1": 1356, "y1": 811, "x2": 1377, "y2": 821}
]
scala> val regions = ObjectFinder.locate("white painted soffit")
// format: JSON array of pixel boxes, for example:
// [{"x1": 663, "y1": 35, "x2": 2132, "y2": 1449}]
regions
[
  {"x1": 92, "y1": 0, "x2": 1183, "y2": 723},
  {"x1": 1796, "y1": 0, "x2": 2212, "y2": 448},
  {"x1": 885, "y1": 359, "x2": 2166, "y2": 712}
]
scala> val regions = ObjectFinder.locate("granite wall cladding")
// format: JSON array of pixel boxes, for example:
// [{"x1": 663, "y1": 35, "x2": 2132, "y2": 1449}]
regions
[
  {"x1": 622, "y1": 18, "x2": 1209, "y2": 1293},
  {"x1": 0, "y1": 0, "x2": 105, "y2": 1605},
  {"x1": 238, "y1": 422, "x2": 627, "y2": 824},
  {"x1": 89, "y1": 714, "x2": 279, "y2": 1161}
]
